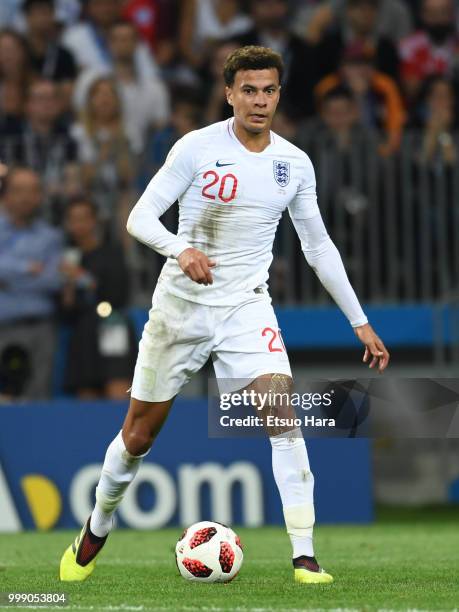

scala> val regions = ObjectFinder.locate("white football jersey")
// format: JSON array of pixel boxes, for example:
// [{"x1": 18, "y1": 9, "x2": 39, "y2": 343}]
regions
[{"x1": 148, "y1": 118, "x2": 320, "y2": 305}]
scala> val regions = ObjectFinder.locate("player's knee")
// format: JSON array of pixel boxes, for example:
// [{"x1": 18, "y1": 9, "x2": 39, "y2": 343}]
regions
[
  {"x1": 122, "y1": 427, "x2": 154, "y2": 456},
  {"x1": 252, "y1": 373, "x2": 295, "y2": 433},
  {"x1": 252, "y1": 373, "x2": 293, "y2": 409}
]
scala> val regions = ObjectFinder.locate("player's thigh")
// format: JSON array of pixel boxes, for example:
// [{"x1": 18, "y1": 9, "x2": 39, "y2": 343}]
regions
[
  {"x1": 131, "y1": 286, "x2": 212, "y2": 403},
  {"x1": 212, "y1": 296, "x2": 291, "y2": 390}
]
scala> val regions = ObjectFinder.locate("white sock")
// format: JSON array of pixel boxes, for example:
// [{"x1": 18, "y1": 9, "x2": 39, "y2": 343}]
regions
[
  {"x1": 90, "y1": 502, "x2": 113, "y2": 538},
  {"x1": 90, "y1": 431, "x2": 149, "y2": 537},
  {"x1": 270, "y1": 428, "x2": 315, "y2": 558},
  {"x1": 290, "y1": 534, "x2": 314, "y2": 558}
]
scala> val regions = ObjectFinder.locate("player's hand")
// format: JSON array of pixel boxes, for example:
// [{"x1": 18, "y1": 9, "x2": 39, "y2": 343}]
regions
[
  {"x1": 177, "y1": 247, "x2": 216, "y2": 286},
  {"x1": 354, "y1": 323, "x2": 390, "y2": 373}
]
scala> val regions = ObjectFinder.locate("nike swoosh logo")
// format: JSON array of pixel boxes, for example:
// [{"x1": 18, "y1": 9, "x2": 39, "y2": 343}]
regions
[{"x1": 216, "y1": 161, "x2": 236, "y2": 167}]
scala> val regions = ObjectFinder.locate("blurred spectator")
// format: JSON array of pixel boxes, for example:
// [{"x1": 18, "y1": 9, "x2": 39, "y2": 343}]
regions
[
  {"x1": 71, "y1": 76, "x2": 136, "y2": 248},
  {"x1": 121, "y1": 0, "x2": 178, "y2": 66},
  {"x1": 0, "y1": 0, "x2": 81, "y2": 29},
  {"x1": 271, "y1": 103, "x2": 299, "y2": 143},
  {"x1": 61, "y1": 0, "x2": 119, "y2": 70},
  {"x1": 0, "y1": 29, "x2": 32, "y2": 116},
  {"x1": 315, "y1": 46, "x2": 405, "y2": 155},
  {"x1": 54, "y1": 0, "x2": 81, "y2": 25},
  {"x1": 61, "y1": 197, "x2": 136, "y2": 399},
  {"x1": 1, "y1": 79, "x2": 79, "y2": 223},
  {"x1": 23, "y1": 0, "x2": 77, "y2": 83},
  {"x1": 0, "y1": 166, "x2": 63, "y2": 399},
  {"x1": 179, "y1": 0, "x2": 251, "y2": 72},
  {"x1": 297, "y1": 0, "x2": 412, "y2": 45},
  {"x1": 298, "y1": 85, "x2": 364, "y2": 152},
  {"x1": 314, "y1": 0, "x2": 400, "y2": 82},
  {"x1": 0, "y1": 1, "x2": 23, "y2": 30},
  {"x1": 139, "y1": 87, "x2": 202, "y2": 187},
  {"x1": 108, "y1": 20, "x2": 170, "y2": 150},
  {"x1": 72, "y1": 20, "x2": 170, "y2": 145},
  {"x1": 415, "y1": 76, "x2": 458, "y2": 165},
  {"x1": 399, "y1": 0, "x2": 459, "y2": 101},
  {"x1": 289, "y1": 0, "x2": 330, "y2": 45},
  {"x1": 0, "y1": 83, "x2": 25, "y2": 137},
  {"x1": 62, "y1": 0, "x2": 158, "y2": 80},
  {"x1": 0, "y1": 31, "x2": 31, "y2": 177},
  {"x1": 297, "y1": 86, "x2": 379, "y2": 293},
  {"x1": 203, "y1": 40, "x2": 239, "y2": 124},
  {"x1": 233, "y1": 0, "x2": 318, "y2": 117}
]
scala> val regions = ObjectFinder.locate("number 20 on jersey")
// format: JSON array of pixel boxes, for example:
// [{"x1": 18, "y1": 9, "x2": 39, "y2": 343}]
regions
[{"x1": 202, "y1": 171, "x2": 238, "y2": 203}]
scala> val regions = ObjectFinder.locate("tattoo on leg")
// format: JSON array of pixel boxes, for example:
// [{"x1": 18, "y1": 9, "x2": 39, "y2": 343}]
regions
[{"x1": 248, "y1": 374, "x2": 296, "y2": 436}]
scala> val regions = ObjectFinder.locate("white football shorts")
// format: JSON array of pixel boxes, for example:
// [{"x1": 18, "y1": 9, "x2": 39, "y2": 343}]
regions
[{"x1": 130, "y1": 283, "x2": 292, "y2": 402}]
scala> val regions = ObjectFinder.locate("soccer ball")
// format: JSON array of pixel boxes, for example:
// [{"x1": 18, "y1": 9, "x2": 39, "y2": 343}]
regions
[{"x1": 175, "y1": 521, "x2": 243, "y2": 583}]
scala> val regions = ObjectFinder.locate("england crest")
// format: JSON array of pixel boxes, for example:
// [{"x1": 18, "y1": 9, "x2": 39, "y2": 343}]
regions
[{"x1": 273, "y1": 160, "x2": 290, "y2": 187}]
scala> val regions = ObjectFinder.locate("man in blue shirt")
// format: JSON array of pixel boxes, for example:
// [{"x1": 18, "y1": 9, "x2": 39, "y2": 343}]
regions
[{"x1": 0, "y1": 166, "x2": 63, "y2": 398}]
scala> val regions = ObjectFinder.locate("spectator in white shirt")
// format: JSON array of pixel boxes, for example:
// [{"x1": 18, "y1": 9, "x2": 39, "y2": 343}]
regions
[
  {"x1": 108, "y1": 20, "x2": 170, "y2": 151},
  {"x1": 61, "y1": 0, "x2": 158, "y2": 80},
  {"x1": 72, "y1": 20, "x2": 170, "y2": 153}
]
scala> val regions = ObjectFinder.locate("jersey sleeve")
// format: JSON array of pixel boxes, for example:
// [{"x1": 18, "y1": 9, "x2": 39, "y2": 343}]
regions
[
  {"x1": 147, "y1": 131, "x2": 198, "y2": 202},
  {"x1": 288, "y1": 153, "x2": 320, "y2": 220},
  {"x1": 126, "y1": 132, "x2": 199, "y2": 258},
  {"x1": 291, "y1": 215, "x2": 368, "y2": 327}
]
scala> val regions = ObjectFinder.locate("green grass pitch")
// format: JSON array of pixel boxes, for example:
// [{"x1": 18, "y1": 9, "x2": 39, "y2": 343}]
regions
[{"x1": 0, "y1": 508, "x2": 458, "y2": 611}]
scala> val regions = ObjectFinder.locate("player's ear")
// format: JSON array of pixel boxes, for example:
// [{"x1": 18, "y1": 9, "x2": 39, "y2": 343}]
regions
[{"x1": 225, "y1": 86, "x2": 233, "y2": 107}]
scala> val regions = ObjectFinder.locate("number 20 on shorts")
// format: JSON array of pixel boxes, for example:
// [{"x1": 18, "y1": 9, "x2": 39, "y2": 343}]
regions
[
  {"x1": 262, "y1": 327, "x2": 286, "y2": 353},
  {"x1": 202, "y1": 171, "x2": 238, "y2": 203}
]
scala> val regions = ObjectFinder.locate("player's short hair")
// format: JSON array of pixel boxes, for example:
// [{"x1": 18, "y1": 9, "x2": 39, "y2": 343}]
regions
[
  {"x1": 321, "y1": 85, "x2": 355, "y2": 106},
  {"x1": 223, "y1": 46, "x2": 284, "y2": 86},
  {"x1": 66, "y1": 196, "x2": 99, "y2": 218},
  {"x1": 347, "y1": 0, "x2": 380, "y2": 7},
  {"x1": 109, "y1": 19, "x2": 136, "y2": 33},
  {"x1": 22, "y1": 0, "x2": 54, "y2": 13}
]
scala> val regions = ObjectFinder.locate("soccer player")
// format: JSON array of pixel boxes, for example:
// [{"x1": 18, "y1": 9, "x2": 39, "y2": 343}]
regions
[{"x1": 60, "y1": 45, "x2": 389, "y2": 584}]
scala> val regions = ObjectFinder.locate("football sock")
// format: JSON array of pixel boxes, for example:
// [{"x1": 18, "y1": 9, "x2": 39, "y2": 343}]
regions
[
  {"x1": 292, "y1": 555, "x2": 320, "y2": 571},
  {"x1": 291, "y1": 535, "x2": 315, "y2": 559},
  {"x1": 90, "y1": 431, "x2": 149, "y2": 537},
  {"x1": 90, "y1": 503, "x2": 113, "y2": 539},
  {"x1": 77, "y1": 518, "x2": 109, "y2": 566},
  {"x1": 270, "y1": 428, "x2": 315, "y2": 558}
]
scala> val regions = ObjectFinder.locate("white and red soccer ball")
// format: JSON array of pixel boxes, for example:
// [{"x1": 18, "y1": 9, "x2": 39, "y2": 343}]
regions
[{"x1": 175, "y1": 521, "x2": 243, "y2": 583}]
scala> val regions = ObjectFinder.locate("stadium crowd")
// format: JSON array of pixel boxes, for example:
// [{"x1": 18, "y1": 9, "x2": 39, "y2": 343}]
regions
[{"x1": 0, "y1": 0, "x2": 458, "y2": 400}]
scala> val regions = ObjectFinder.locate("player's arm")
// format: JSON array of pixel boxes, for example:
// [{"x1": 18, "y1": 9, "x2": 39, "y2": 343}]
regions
[
  {"x1": 289, "y1": 157, "x2": 390, "y2": 372},
  {"x1": 126, "y1": 135, "x2": 215, "y2": 285}
]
